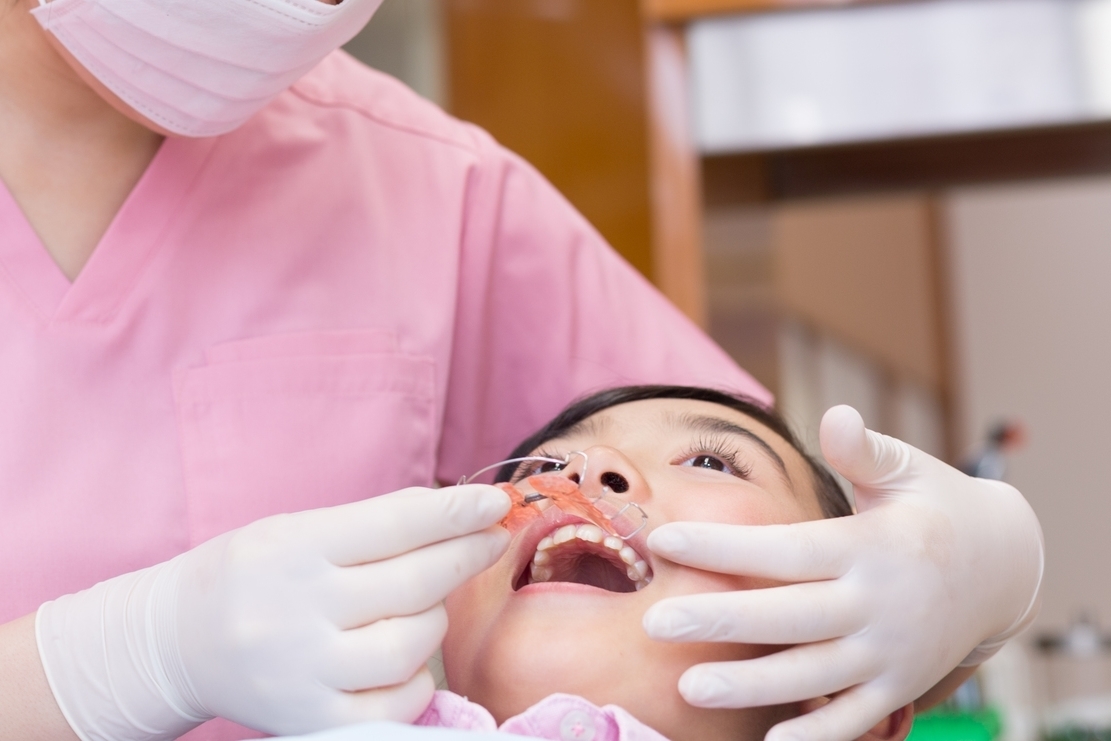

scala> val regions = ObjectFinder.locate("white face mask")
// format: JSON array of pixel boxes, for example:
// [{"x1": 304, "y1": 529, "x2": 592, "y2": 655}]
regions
[{"x1": 33, "y1": 0, "x2": 385, "y2": 137}]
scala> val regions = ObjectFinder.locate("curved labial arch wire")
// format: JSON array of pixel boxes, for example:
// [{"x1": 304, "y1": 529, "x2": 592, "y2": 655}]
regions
[
  {"x1": 457, "y1": 455, "x2": 569, "y2": 489},
  {"x1": 460, "y1": 452, "x2": 646, "y2": 540}
]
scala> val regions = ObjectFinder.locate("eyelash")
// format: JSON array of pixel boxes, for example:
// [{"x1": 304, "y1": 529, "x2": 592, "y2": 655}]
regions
[
  {"x1": 676, "y1": 435, "x2": 754, "y2": 480},
  {"x1": 510, "y1": 447, "x2": 568, "y2": 482}
]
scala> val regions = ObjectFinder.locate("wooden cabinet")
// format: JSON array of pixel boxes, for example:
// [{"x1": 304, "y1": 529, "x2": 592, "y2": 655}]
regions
[{"x1": 445, "y1": 1, "x2": 654, "y2": 278}]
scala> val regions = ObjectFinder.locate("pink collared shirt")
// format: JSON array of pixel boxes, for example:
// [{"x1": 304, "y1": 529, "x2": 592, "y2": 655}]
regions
[
  {"x1": 0, "y1": 51, "x2": 766, "y2": 740},
  {"x1": 417, "y1": 691, "x2": 669, "y2": 741}
]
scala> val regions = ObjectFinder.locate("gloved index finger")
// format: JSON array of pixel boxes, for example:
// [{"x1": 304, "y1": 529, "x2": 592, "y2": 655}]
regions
[
  {"x1": 643, "y1": 579, "x2": 864, "y2": 644},
  {"x1": 646, "y1": 520, "x2": 853, "y2": 581},
  {"x1": 316, "y1": 485, "x2": 511, "y2": 566}
]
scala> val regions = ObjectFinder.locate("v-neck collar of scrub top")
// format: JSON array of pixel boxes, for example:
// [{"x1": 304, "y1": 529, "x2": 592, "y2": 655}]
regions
[{"x1": 0, "y1": 134, "x2": 219, "y2": 326}]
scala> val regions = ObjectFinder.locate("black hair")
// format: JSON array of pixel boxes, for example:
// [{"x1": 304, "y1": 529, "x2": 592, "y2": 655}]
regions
[{"x1": 495, "y1": 385, "x2": 852, "y2": 519}]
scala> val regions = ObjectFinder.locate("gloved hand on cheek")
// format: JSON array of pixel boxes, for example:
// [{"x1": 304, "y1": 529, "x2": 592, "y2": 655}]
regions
[{"x1": 642, "y1": 405, "x2": 1043, "y2": 741}]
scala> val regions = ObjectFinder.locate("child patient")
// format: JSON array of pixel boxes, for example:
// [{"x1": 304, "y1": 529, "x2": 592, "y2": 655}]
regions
[{"x1": 425, "y1": 385, "x2": 913, "y2": 741}]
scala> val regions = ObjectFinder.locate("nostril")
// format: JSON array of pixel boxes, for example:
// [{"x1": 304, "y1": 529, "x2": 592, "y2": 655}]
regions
[
  {"x1": 600, "y1": 471, "x2": 629, "y2": 493},
  {"x1": 569, "y1": 473, "x2": 581, "y2": 484}
]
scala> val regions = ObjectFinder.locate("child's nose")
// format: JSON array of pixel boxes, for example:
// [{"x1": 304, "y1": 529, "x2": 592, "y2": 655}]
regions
[
  {"x1": 599, "y1": 471, "x2": 629, "y2": 493},
  {"x1": 578, "y1": 446, "x2": 647, "y2": 502}
]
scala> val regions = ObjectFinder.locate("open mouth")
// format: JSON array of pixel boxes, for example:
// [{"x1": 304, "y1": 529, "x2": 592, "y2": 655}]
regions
[{"x1": 514, "y1": 522, "x2": 653, "y2": 593}]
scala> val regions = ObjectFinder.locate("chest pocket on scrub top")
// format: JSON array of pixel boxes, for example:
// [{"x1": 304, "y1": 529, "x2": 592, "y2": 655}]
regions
[{"x1": 174, "y1": 330, "x2": 436, "y2": 548}]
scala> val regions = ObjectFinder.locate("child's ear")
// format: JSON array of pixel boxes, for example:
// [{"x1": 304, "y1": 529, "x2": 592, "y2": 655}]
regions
[{"x1": 796, "y1": 700, "x2": 915, "y2": 741}]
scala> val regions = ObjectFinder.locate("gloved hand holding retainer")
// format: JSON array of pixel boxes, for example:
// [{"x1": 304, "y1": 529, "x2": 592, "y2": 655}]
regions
[
  {"x1": 642, "y1": 405, "x2": 1044, "y2": 741},
  {"x1": 36, "y1": 485, "x2": 511, "y2": 741}
]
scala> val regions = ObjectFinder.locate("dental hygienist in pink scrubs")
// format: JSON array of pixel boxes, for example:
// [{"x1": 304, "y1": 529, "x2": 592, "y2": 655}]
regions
[{"x1": 0, "y1": 0, "x2": 1043, "y2": 740}]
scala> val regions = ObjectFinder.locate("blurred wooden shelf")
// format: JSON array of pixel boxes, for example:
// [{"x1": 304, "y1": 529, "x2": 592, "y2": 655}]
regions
[
  {"x1": 641, "y1": 0, "x2": 880, "y2": 23},
  {"x1": 703, "y1": 120, "x2": 1111, "y2": 205}
]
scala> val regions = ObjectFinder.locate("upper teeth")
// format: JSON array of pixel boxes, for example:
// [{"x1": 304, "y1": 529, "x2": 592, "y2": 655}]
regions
[{"x1": 530, "y1": 523, "x2": 653, "y2": 591}]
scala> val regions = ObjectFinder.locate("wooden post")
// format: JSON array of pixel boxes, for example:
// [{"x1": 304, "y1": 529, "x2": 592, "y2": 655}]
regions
[
  {"x1": 644, "y1": 25, "x2": 707, "y2": 325},
  {"x1": 444, "y1": 0, "x2": 655, "y2": 281}
]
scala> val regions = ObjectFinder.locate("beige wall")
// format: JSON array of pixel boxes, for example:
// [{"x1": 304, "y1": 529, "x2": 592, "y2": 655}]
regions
[
  {"x1": 343, "y1": 0, "x2": 445, "y2": 105},
  {"x1": 944, "y1": 176, "x2": 1111, "y2": 631},
  {"x1": 774, "y1": 195, "x2": 945, "y2": 393}
]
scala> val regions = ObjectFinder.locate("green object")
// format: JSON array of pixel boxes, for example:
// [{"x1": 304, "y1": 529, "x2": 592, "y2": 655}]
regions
[{"x1": 906, "y1": 708, "x2": 1002, "y2": 741}]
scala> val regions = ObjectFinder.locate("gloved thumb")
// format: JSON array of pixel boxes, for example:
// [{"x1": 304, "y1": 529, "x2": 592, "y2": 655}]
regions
[{"x1": 820, "y1": 405, "x2": 913, "y2": 495}]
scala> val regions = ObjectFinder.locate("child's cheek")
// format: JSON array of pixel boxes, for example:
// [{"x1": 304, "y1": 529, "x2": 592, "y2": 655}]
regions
[
  {"x1": 659, "y1": 564, "x2": 780, "y2": 597},
  {"x1": 663, "y1": 490, "x2": 811, "y2": 533}
]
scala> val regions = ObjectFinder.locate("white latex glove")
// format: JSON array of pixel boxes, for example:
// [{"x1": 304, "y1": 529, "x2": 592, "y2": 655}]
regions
[
  {"x1": 37, "y1": 485, "x2": 511, "y2": 741},
  {"x1": 641, "y1": 405, "x2": 1043, "y2": 741}
]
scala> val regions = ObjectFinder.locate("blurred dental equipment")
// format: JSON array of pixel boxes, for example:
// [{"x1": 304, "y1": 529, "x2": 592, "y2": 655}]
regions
[
  {"x1": 961, "y1": 422, "x2": 1027, "y2": 482},
  {"x1": 1037, "y1": 615, "x2": 1111, "y2": 741}
]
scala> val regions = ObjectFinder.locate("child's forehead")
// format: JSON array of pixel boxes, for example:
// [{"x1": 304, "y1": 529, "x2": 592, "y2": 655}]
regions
[
  {"x1": 561, "y1": 398, "x2": 775, "y2": 437},
  {"x1": 546, "y1": 398, "x2": 794, "y2": 458}
]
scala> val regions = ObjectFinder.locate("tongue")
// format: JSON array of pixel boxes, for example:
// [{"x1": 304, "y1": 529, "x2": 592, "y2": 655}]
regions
[{"x1": 564, "y1": 554, "x2": 636, "y2": 593}]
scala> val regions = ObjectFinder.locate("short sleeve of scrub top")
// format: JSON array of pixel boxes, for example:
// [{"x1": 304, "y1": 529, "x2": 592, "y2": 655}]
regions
[{"x1": 0, "y1": 51, "x2": 766, "y2": 740}]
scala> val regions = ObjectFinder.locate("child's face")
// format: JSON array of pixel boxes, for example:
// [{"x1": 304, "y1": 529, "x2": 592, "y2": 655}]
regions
[{"x1": 442, "y1": 398, "x2": 829, "y2": 741}]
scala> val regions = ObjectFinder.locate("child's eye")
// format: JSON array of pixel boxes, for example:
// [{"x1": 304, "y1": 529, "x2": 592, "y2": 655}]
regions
[
  {"x1": 675, "y1": 436, "x2": 753, "y2": 479},
  {"x1": 512, "y1": 458, "x2": 565, "y2": 481},
  {"x1": 680, "y1": 454, "x2": 735, "y2": 475}
]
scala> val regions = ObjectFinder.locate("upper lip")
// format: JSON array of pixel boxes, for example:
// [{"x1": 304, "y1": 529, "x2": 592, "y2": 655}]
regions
[{"x1": 506, "y1": 504, "x2": 653, "y2": 590}]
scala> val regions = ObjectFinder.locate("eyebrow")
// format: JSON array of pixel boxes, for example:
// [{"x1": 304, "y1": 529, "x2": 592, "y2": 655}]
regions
[
  {"x1": 546, "y1": 415, "x2": 606, "y2": 446},
  {"x1": 671, "y1": 412, "x2": 791, "y2": 484}
]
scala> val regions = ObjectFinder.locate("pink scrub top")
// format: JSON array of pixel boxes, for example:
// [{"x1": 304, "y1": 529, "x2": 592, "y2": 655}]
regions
[
  {"x1": 0, "y1": 51, "x2": 766, "y2": 739},
  {"x1": 417, "y1": 691, "x2": 668, "y2": 741}
]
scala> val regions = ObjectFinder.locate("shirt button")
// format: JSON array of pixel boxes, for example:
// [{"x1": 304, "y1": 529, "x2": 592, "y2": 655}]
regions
[{"x1": 559, "y1": 709, "x2": 597, "y2": 741}]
